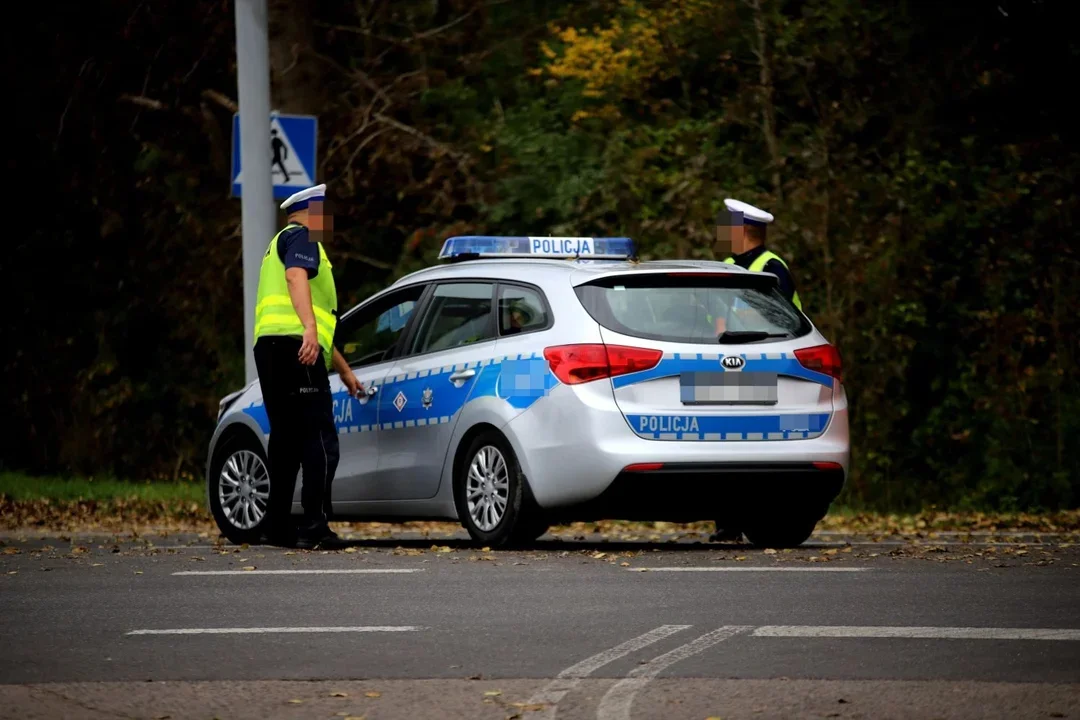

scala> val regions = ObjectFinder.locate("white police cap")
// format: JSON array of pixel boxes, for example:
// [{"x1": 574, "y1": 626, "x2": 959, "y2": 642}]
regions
[
  {"x1": 724, "y1": 198, "x2": 774, "y2": 226},
  {"x1": 280, "y1": 183, "x2": 326, "y2": 212}
]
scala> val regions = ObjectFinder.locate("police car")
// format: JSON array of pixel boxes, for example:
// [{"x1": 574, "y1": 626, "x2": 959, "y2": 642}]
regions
[{"x1": 207, "y1": 236, "x2": 849, "y2": 548}]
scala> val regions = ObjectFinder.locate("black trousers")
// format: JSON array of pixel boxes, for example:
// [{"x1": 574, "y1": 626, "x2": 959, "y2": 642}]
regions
[{"x1": 253, "y1": 336, "x2": 340, "y2": 534}]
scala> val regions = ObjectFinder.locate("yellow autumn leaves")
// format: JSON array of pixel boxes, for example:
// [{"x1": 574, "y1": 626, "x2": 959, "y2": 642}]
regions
[{"x1": 533, "y1": 0, "x2": 717, "y2": 122}]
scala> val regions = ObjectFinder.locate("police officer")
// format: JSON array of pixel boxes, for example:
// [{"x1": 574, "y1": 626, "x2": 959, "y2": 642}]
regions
[
  {"x1": 253, "y1": 183, "x2": 363, "y2": 549},
  {"x1": 710, "y1": 198, "x2": 802, "y2": 543},
  {"x1": 720, "y1": 198, "x2": 802, "y2": 310}
]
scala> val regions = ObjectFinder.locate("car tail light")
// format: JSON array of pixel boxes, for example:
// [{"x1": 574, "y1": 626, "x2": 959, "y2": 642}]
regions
[
  {"x1": 623, "y1": 463, "x2": 664, "y2": 472},
  {"x1": 794, "y1": 344, "x2": 842, "y2": 382},
  {"x1": 812, "y1": 461, "x2": 843, "y2": 471},
  {"x1": 543, "y1": 344, "x2": 662, "y2": 385}
]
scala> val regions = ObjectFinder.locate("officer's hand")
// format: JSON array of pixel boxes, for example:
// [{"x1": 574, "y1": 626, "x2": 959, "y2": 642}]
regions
[
  {"x1": 342, "y1": 369, "x2": 363, "y2": 399},
  {"x1": 298, "y1": 326, "x2": 320, "y2": 366}
]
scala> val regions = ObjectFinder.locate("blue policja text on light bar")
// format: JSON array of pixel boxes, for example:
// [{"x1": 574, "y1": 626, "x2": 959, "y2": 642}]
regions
[{"x1": 438, "y1": 235, "x2": 634, "y2": 260}]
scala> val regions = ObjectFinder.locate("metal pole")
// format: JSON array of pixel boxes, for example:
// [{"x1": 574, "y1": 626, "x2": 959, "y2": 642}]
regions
[{"x1": 235, "y1": 0, "x2": 275, "y2": 384}]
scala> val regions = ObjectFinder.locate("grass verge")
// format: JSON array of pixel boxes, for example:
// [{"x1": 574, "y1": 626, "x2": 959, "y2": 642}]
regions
[{"x1": 0, "y1": 473, "x2": 202, "y2": 504}]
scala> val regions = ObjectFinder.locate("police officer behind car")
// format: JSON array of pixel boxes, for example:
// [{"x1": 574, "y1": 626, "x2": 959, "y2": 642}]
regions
[
  {"x1": 253, "y1": 183, "x2": 363, "y2": 549},
  {"x1": 710, "y1": 198, "x2": 802, "y2": 543},
  {"x1": 719, "y1": 198, "x2": 802, "y2": 310}
]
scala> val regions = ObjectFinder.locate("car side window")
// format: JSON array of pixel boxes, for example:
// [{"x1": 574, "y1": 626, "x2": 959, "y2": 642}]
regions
[
  {"x1": 498, "y1": 283, "x2": 550, "y2": 336},
  {"x1": 409, "y1": 282, "x2": 495, "y2": 355},
  {"x1": 336, "y1": 285, "x2": 425, "y2": 368}
]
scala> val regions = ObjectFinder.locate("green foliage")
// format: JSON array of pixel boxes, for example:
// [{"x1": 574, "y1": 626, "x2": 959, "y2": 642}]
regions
[{"x1": 4, "y1": 0, "x2": 1077, "y2": 511}]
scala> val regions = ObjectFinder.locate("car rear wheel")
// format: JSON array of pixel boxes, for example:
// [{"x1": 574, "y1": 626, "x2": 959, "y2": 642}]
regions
[
  {"x1": 454, "y1": 430, "x2": 544, "y2": 547},
  {"x1": 208, "y1": 435, "x2": 273, "y2": 545}
]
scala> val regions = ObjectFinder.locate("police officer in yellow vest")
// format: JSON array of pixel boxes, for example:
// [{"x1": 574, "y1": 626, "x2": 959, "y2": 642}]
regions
[
  {"x1": 711, "y1": 198, "x2": 801, "y2": 544},
  {"x1": 720, "y1": 198, "x2": 802, "y2": 311},
  {"x1": 253, "y1": 183, "x2": 363, "y2": 549}
]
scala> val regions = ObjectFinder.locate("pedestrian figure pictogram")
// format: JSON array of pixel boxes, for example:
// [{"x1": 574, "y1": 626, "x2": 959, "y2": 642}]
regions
[{"x1": 271, "y1": 129, "x2": 290, "y2": 182}]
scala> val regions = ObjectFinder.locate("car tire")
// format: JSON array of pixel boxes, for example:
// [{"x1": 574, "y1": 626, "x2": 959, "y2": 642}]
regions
[
  {"x1": 742, "y1": 509, "x2": 820, "y2": 549},
  {"x1": 454, "y1": 430, "x2": 543, "y2": 547},
  {"x1": 208, "y1": 434, "x2": 275, "y2": 545}
]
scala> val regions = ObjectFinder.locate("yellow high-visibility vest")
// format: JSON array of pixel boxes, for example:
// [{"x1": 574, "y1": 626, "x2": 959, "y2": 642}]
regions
[
  {"x1": 724, "y1": 250, "x2": 802, "y2": 311},
  {"x1": 253, "y1": 223, "x2": 338, "y2": 369}
]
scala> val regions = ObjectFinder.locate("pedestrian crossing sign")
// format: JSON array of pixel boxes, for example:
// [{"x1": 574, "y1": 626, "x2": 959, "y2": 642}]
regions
[{"x1": 231, "y1": 112, "x2": 318, "y2": 199}]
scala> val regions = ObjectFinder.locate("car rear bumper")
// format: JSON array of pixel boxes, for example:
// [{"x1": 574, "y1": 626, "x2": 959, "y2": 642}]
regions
[{"x1": 503, "y1": 382, "x2": 849, "y2": 512}]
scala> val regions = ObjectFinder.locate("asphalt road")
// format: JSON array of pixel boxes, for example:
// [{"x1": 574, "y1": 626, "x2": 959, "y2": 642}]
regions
[{"x1": 1, "y1": 529, "x2": 1078, "y2": 719}]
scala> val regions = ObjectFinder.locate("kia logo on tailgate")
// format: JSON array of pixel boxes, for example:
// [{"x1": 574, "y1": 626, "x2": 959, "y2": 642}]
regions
[{"x1": 721, "y1": 355, "x2": 745, "y2": 370}]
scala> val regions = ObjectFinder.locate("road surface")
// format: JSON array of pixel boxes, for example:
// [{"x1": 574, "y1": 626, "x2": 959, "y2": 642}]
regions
[{"x1": 1, "y1": 528, "x2": 1078, "y2": 719}]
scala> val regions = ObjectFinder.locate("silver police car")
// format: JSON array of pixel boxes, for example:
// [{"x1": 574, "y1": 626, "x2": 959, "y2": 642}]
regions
[{"x1": 207, "y1": 236, "x2": 849, "y2": 548}]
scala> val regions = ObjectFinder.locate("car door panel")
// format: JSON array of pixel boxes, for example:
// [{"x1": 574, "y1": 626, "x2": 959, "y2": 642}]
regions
[{"x1": 374, "y1": 281, "x2": 498, "y2": 501}]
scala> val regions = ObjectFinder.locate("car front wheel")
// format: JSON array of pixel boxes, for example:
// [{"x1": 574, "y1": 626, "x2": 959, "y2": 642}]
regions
[{"x1": 208, "y1": 435, "x2": 273, "y2": 545}]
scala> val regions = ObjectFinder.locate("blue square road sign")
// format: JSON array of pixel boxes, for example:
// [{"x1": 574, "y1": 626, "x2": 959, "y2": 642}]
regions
[{"x1": 231, "y1": 113, "x2": 318, "y2": 199}]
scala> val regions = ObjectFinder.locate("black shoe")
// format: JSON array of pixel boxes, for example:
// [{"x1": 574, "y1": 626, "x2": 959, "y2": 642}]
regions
[{"x1": 295, "y1": 522, "x2": 342, "y2": 550}]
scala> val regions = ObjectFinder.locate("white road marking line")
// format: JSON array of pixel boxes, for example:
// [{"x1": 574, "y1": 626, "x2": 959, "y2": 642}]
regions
[
  {"x1": 629, "y1": 567, "x2": 871, "y2": 572},
  {"x1": 527, "y1": 625, "x2": 691, "y2": 720},
  {"x1": 171, "y1": 569, "x2": 423, "y2": 576},
  {"x1": 815, "y1": 530, "x2": 1070, "y2": 537},
  {"x1": 596, "y1": 626, "x2": 751, "y2": 720},
  {"x1": 753, "y1": 626, "x2": 1080, "y2": 641},
  {"x1": 126, "y1": 626, "x2": 422, "y2": 636}
]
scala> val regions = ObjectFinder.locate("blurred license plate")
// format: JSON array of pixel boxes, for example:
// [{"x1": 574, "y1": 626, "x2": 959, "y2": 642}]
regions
[{"x1": 679, "y1": 371, "x2": 777, "y2": 405}]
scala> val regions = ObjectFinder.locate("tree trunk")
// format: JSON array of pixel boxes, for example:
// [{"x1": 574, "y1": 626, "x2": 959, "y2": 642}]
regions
[{"x1": 748, "y1": 0, "x2": 783, "y2": 202}]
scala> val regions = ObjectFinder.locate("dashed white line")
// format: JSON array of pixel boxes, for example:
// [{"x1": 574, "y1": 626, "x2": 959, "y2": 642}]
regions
[
  {"x1": 753, "y1": 626, "x2": 1080, "y2": 641},
  {"x1": 628, "y1": 566, "x2": 871, "y2": 572},
  {"x1": 126, "y1": 626, "x2": 422, "y2": 636},
  {"x1": 595, "y1": 626, "x2": 751, "y2": 720},
  {"x1": 171, "y1": 569, "x2": 423, "y2": 576},
  {"x1": 526, "y1": 625, "x2": 691, "y2": 720}
]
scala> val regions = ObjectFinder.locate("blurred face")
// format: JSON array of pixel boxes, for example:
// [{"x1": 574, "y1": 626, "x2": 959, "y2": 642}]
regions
[
  {"x1": 715, "y1": 221, "x2": 745, "y2": 257},
  {"x1": 306, "y1": 200, "x2": 334, "y2": 242}
]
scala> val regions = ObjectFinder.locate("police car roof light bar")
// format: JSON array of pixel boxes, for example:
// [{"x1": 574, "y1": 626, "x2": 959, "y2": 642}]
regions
[{"x1": 439, "y1": 235, "x2": 635, "y2": 262}]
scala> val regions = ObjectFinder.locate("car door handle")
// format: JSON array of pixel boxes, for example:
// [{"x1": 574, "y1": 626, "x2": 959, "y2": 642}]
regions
[
  {"x1": 358, "y1": 384, "x2": 378, "y2": 404},
  {"x1": 448, "y1": 369, "x2": 476, "y2": 384}
]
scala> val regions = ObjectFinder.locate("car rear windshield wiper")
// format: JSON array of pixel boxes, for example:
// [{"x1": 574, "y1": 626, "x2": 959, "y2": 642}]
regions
[{"x1": 716, "y1": 331, "x2": 790, "y2": 344}]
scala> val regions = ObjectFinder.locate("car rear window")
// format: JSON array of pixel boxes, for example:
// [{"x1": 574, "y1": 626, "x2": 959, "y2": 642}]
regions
[{"x1": 574, "y1": 273, "x2": 810, "y2": 344}]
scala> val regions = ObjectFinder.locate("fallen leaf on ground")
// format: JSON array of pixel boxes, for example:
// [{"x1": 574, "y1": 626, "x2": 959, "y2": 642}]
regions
[
  {"x1": 591, "y1": 552, "x2": 607, "y2": 559},
  {"x1": 433, "y1": 545, "x2": 453, "y2": 553},
  {"x1": 134, "y1": 571, "x2": 142, "y2": 575},
  {"x1": 330, "y1": 692, "x2": 348, "y2": 697},
  {"x1": 242, "y1": 566, "x2": 256, "y2": 571},
  {"x1": 763, "y1": 548, "x2": 777, "y2": 555},
  {"x1": 823, "y1": 549, "x2": 838, "y2": 555},
  {"x1": 344, "y1": 547, "x2": 357, "y2": 554},
  {"x1": 2, "y1": 548, "x2": 19, "y2": 555},
  {"x1": 287, "y1": 699, "x2": 303, "y2": 704},
  {"x1": 735, "y1": 556, "x2": 747, "y2": 561},
  {"x1": 484, "y1": 690, "x2": 502, "y2": 697},
  {"x1": 364, "y1": 691, "x2": 381, "y2": 698},
  {"x1": 620, "y1": 562, "x2": 630, "y2": 567},
  {"x1": 482, "y1": 547, "x2": 491, "y2": 552},
  {"x1": 91, "y1": 563, "x2": 103, "y2": 567}
]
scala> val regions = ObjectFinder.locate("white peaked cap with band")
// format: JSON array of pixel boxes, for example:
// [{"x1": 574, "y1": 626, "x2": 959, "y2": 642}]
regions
[
  {"x1": 724, "y1": 198, "x2": 774, "y2": 226},
  {"x1": 280, "y1": 183, "x2": 326, "y2": 212}
]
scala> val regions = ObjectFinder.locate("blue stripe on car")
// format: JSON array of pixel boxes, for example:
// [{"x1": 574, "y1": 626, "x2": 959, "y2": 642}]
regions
[
  {"x1": 610, "y1": 353, "x2": 833, "y2": 389},
  {"x1": 237, "y1": 351, "x2": 829, "y2": 442},
  {"x1": 240, "y1": 353, "x2": 558, "y2": 436}
]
